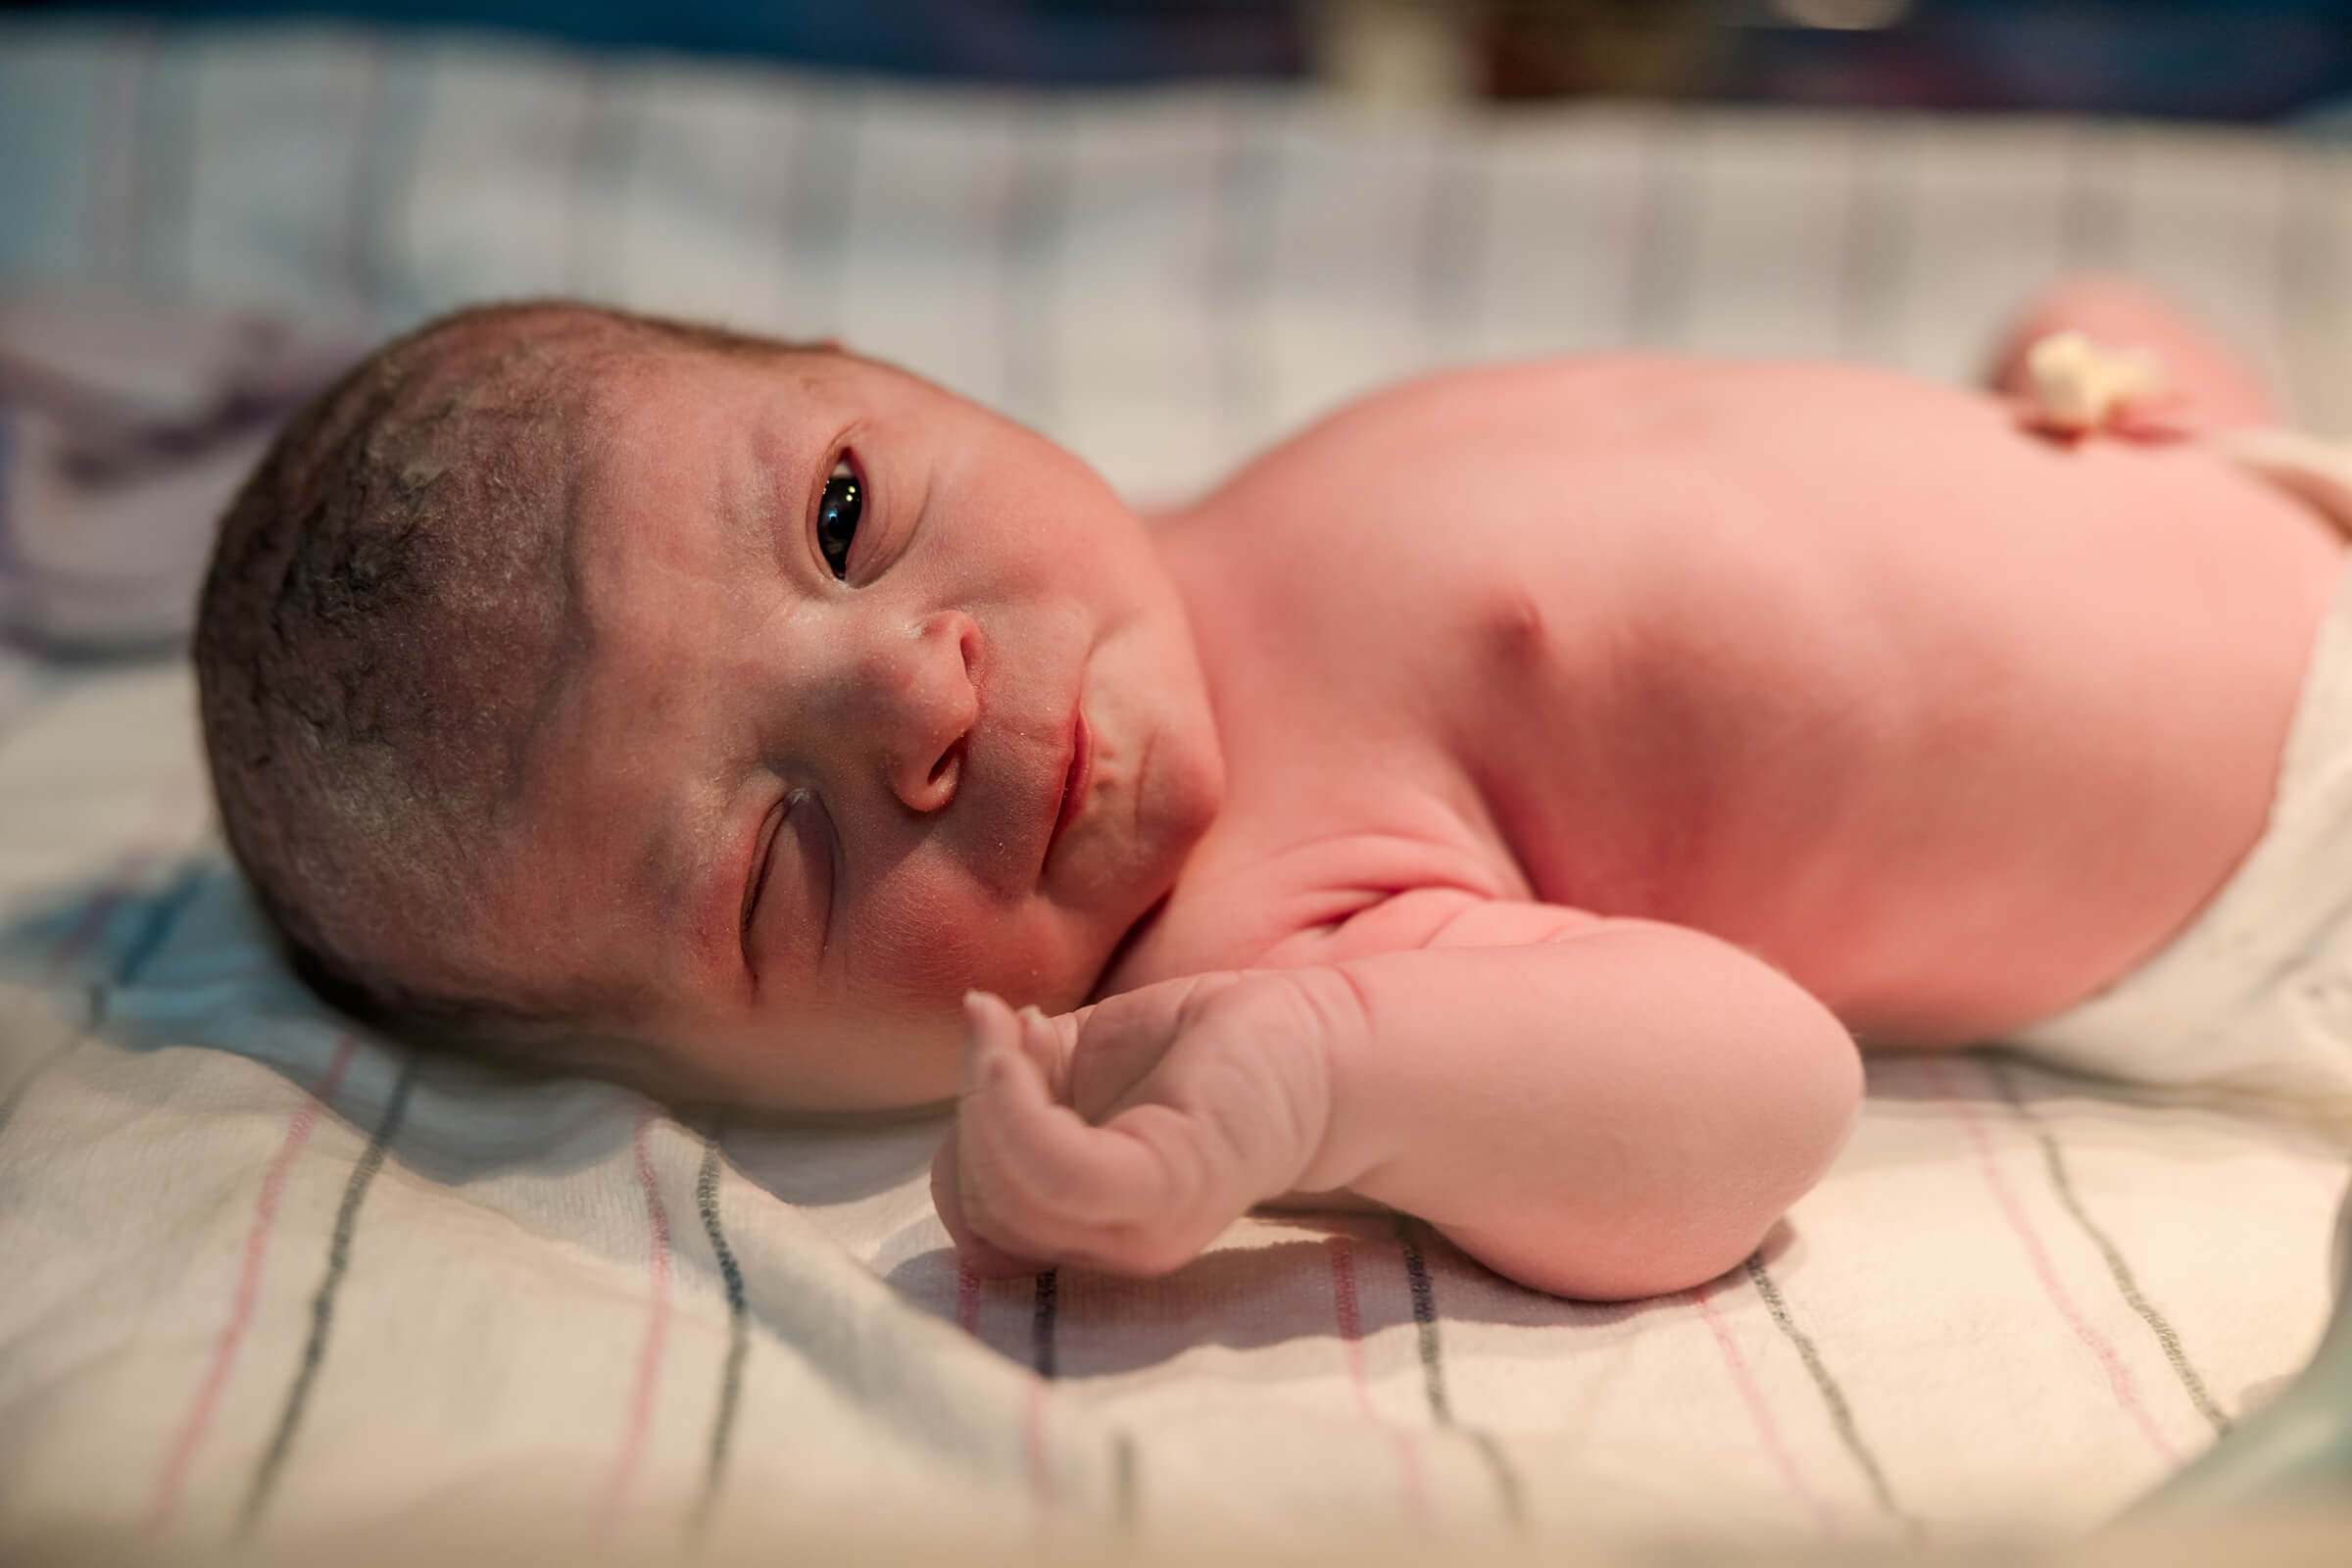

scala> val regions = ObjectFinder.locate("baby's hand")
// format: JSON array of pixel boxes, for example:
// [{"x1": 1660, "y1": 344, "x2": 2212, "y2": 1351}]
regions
[{"x1": 929, "y1": 974, "x2": 1337, "y2": 1279}]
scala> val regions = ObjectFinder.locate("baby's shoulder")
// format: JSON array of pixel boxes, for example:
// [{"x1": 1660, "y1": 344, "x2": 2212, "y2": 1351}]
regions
[
  {"x1": 1172, "y1": 352, "x2": 1958, "y2": 549},
  {"x1": 1253, "y1": 352, "x2": 1693, "y2": 455},
  {"x1": 1252, "y1": 351, "x2": 1921, "y2": 447}
]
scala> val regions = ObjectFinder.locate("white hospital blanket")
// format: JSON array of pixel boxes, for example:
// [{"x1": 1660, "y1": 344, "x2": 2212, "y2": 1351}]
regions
[{"x1": 2, "y1": 18, "x2": 2351, "y2": 1561}]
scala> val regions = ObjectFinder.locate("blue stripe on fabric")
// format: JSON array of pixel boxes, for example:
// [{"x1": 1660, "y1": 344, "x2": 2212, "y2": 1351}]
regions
[
  {"x1": 239, "y1": 1051, "x2": 420, "y2": 1537},
  {"x1": 689, "y1": 1128, "x2": 749, "y2": 1543}
]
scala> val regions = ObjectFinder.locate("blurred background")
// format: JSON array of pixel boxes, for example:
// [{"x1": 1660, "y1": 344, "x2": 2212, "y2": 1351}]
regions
[
  {"x1": 2, "y1": 0, "x2": 2351, "y2": 121},
  {"x1": 10, "y1": 0, "x2": 2352, "y2": 639}
]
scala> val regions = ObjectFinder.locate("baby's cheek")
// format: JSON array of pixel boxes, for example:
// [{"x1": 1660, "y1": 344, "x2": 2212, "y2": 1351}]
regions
[{"x1": 853, "y1": 883, "x2": 993, "y2": 1003}]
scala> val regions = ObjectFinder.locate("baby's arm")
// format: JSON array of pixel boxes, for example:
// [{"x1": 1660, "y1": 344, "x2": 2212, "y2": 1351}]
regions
[{"x1": 932, "y1": 906, "x2": 1860, "y2": 1299}]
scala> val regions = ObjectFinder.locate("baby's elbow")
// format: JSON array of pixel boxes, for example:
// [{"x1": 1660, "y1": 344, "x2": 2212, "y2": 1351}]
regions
[
  {"x1": 1492, "y1": 1131, "x2": 1852, "y2": 1302},
  {"x1": 1619, "y1": 919, "x2": 1865, "y2": 1195},
  {"x1": 1471, "y1": 1001, "x2": 1861, "y2": 1302},
  {"x1": 1671, "y1": 1000, "x2": 1862, "y2": 1293},
  {"x1": 1448, "y1": 1194, "x2": 1787, "y2": 1302},
  {"x1": 1710, "y1": 988, "x2": 1862, "y2": 1248},
  {"x1": 1768, "y1": 998, "x2": 1865, "y2": 1195}
]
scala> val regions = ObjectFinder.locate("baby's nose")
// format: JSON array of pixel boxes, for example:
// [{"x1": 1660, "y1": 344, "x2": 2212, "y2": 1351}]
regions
[{"x1": 862, "y1": 611, "x2": 979, "y2": 813}]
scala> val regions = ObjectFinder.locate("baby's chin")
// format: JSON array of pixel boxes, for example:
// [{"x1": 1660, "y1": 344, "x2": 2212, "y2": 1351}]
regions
[{"x1": 1052, "y1": 699, "x2": 1223, "y2": 941}]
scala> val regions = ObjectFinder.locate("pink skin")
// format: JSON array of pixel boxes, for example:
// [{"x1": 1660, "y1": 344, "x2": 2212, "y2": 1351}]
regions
[
  {"x1": 937, "y1": 280, "x2": 2343, "y2": 1298},
  {"x1": 467, "y1": 283, "x2": 2346, "y2": 1298},
  {"x1": 468, "y1": 349, "x2": 1221, "y2": 1109}
]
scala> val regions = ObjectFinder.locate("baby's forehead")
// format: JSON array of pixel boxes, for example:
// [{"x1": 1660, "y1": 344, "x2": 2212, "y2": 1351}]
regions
[
  {"x1": 569, "y1": 339, "x2": 930, "y2": 563},
  {"x1": 571, "y1": 341, "x2": 847, "y2": 489},
  {"x1": 507, "y1": 356, "x2": 794, "y2": 908},
  {"x1": 597, "y1": 330, "x2": 852, "y2": 400},
  {"x1": 553, "y1": 333, "x2": 997, "y2": 720},
  {"x1": 567, "y1": 356, "x2": 780, "y2": 580}
]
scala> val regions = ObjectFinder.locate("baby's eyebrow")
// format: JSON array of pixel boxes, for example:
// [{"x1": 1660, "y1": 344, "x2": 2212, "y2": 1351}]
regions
[{"x1": 732, "y1": 405, "x2": 820, "y2": 579}]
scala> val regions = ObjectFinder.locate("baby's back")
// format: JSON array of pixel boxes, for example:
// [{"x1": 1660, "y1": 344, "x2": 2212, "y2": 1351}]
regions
[{"x1": 1139, "y1": 357, "x2": 2346, "y2": 1044}]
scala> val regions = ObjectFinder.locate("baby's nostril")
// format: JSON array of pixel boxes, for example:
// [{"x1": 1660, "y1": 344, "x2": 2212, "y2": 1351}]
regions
[{"x1": 928, "y1": 742, "x2": 960, "y2": 789}]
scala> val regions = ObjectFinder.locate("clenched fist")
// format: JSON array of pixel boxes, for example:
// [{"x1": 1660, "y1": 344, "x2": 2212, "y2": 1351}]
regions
[{"x1": 929, "y1": 971, "x2": 1344, "y2": 1278}]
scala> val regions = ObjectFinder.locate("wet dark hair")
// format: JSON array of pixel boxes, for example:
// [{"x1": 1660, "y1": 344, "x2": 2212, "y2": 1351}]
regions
[{"x1": 194, "y1": 299, "x2": 810, "y2": 1065}]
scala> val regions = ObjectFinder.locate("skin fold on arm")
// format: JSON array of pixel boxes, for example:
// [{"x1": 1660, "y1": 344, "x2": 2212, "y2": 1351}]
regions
[{"x1": 932, "y1": 903, "x2": 1863, "y2": 1301}]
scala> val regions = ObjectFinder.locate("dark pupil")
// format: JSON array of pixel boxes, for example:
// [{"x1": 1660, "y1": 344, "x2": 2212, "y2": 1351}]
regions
[{"x1": 817, "y1": 473, "x2": 861, "y2": 576}]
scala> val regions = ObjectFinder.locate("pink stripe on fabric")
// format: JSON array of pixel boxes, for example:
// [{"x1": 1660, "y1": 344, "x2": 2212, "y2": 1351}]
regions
[
  {"x1": 44, "y1": 877, "x2": 132, "y2": 975},
  {"x1": 1927, "y1": 1057, "x2": 2178, "y2": 1463},
  {"x1": 1330, "y1": 1237, "x2": 1371, "y2": 1394},
  {"x1": 145, "y1": 1034, "x2": 359, "y2": 1531},
  {"x1": 606, "y1": 1109, "x2": 676, "y2": 1519},
  {"x1": 956, "y1": 1264, "x2": 982, "y2": 1336},
  {"x1": 1327, "y1": 1237, "x2": 1428, "y2": 1517},
  {"x1": 1691, "y1": 1281, "x2": 1837, "y2": 1538},
  {"x1": 1023, "y1": 1380, "x2": 1055, "y2": 1509},
  {"x1": 45, "y1": 851, "x2": 159, "y2": 973},
  {"x1": 950, "y1": 1256, "x2": 1055, "y2": 1507}
]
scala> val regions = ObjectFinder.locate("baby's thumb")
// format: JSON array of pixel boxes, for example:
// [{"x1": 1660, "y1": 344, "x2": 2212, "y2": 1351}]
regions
[
  {"x1": 1010, "y1": 1005, "x2": 1078, "y2": 1102},
  {"x1": 958, "y1": 990, "x2": 1016, "y2": 1096},
  {"x1": 961, "y1": 992, "x2": 1071, "y2": 1105}
]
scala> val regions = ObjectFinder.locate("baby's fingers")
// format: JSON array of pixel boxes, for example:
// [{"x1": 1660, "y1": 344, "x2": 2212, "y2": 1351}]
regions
[
  {"x1": 959, "y1": 994, "x2": 1072, "y2": 1100},
  {"x1": 1011, "y1": 1004, "x2": 1076, "y2": 1101},
  {"x1": 929, "y1": 1122, "x2": 1052, "y2": 1280},
  {"x1": 959, "y1": 991, "x2": 1023, "y2": 1093},
  {"x1": 959, "y1": 1016, "x2": 1258, "y2": 1282},
  {"x1": 961, "y1": 1006, "x2": 1176, "y2": 1232}
]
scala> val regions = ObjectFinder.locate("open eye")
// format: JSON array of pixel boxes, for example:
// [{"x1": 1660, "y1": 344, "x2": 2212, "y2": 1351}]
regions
[{"x1": 817, "y1": 456, "x2": 861, "y2": 579}]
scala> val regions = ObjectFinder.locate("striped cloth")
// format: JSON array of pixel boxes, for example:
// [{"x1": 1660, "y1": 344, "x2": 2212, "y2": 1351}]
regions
[{"x1": 3, "y1": 19, "x2": 2351, "y2": 1561}]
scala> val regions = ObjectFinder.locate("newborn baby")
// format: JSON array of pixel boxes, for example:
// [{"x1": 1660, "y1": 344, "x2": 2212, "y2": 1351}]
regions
[{"x1": 195, "y1": 281, "x2": 2348, "y2": 1299}]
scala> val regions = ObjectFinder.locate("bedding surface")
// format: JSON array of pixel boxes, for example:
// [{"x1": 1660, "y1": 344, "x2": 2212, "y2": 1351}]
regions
[{"x1": 4, "y1": 19, "x2": 2352, "y2": 1559}]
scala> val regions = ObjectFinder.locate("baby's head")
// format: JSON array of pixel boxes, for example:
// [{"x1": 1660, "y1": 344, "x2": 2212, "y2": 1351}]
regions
[{"x1": 197, "y1": 302, "x2": 1222, "y2": 1109}]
